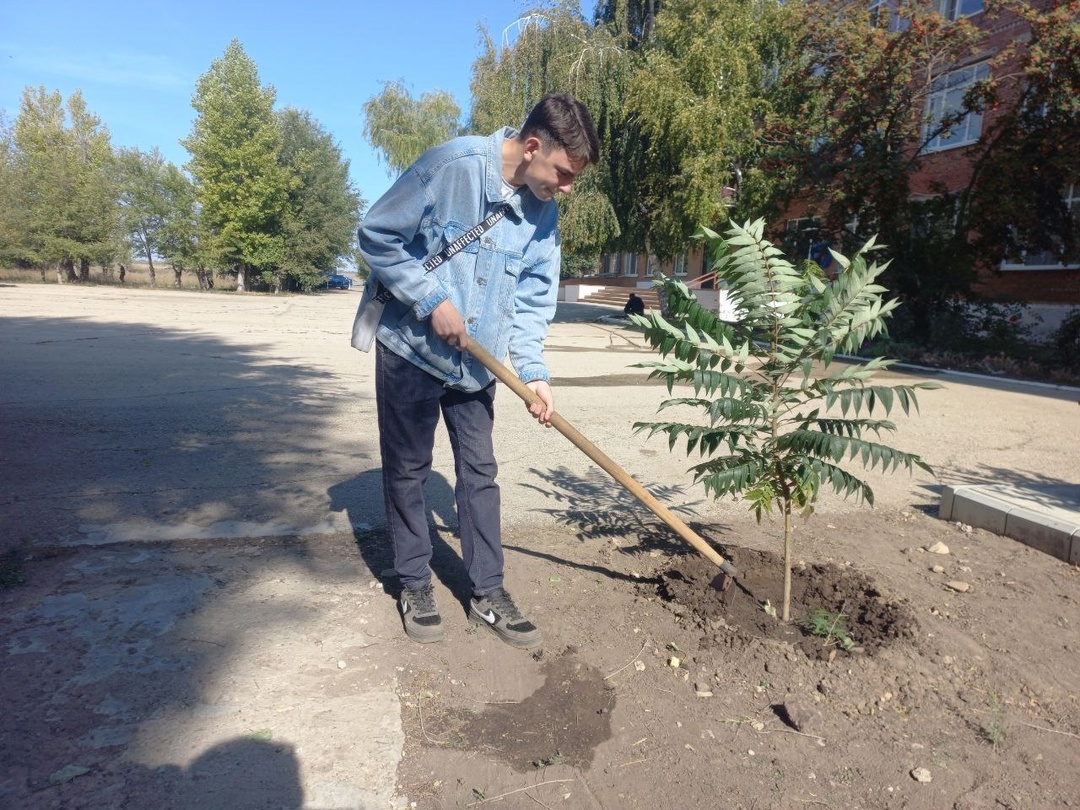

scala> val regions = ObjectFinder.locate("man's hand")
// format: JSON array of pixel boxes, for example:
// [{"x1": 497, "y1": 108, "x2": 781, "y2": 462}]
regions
[
  {"x1": 430, "y1": 299, "x2": 468, "y2": 349},
  {"x1": 525, "y1": 380, "x2": 555, "y2": 428}
]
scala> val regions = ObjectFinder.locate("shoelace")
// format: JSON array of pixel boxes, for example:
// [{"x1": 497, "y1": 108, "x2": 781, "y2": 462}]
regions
[
  {"x1": 408, "y1": 585, "x2": 437, "y2": 613},
  {"x1": 485, "y1": 588, "x2": 523, "y2": 621}
]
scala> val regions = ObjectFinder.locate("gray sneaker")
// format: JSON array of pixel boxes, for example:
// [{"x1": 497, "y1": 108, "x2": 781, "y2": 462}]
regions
[
  {"x1": 399, "y1": 583, "x2": 444, "y2": 643},
  {"x1": 469, "y1": 587, "x2": 542, "y2": 649}
]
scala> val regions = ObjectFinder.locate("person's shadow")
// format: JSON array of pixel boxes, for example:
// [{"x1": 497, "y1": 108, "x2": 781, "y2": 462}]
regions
[
  {"x1": 328, "y1": 469, "x2": 475, "y2": 614},
  {"x1": 138, "y1": 737, "x2": 302, "y2": 810}
]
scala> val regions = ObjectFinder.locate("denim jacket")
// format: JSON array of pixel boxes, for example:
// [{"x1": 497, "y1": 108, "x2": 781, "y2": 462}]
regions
[{"x1": 357, "y1": 127, "x2": 560, "y2": 392}]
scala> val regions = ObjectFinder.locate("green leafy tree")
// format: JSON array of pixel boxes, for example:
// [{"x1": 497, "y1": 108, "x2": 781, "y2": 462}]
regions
[
  {"x1": 183, "y1": 40, "x2": 288, "y2": 292},
  {"x1": 116, "y1": 147, "x2": 174, "y2": 286},
  {"x1": 157, "y1": 164, "x2": 214, "y2": 289},
  {"x1": 577, "y1": 6, "x2": 652, "y2": 265},
  {"x1": 761, "y1": 0, "x2": 985, "y2": 337},
  {"x1": 0, "y1": 113, "x2": 29, "y2": 268},
  {"x1": 10, "y1": 87, "x2": 117, "y2": 282},
  {"x1": 594, "y1": 0, "x2": 658, "y2": 45},
  {"x1": 277, "y1": 108, "x2": 364, "y2": 291},
  {"x1": 362, "y1": 80, "x2": 461, "y2": 177},
  {"x1": 631, "y1": 219, "x2": 936, "y2": 621},
  {"x1": 626, "y1": 0, "x2": 792, "y2": 259},
  {"x1": 964, "y1": 0, "x2": 1080, "y2": 272},
  {"x1": 469, "y1": 3, "x2": 622, "y2": 272}
]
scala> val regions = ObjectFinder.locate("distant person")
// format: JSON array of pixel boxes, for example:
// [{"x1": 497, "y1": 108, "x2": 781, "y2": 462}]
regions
[
  {"x1": 624, "y1": 292, "x2": 645, "y2": 317},
  {"x1": 118, "y1": 264, "x2": 126, "y2": 284},
  {"x1": 355, "y1": 93, "x2": 600, "y2": 649}
]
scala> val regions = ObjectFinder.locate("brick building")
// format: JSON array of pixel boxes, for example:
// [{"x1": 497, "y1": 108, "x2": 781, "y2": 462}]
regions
[{"x1": 908, "y1": 0, "x2": 1079, "y2": 304}]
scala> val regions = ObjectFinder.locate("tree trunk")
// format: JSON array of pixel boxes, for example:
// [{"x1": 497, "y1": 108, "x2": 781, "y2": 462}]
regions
[
  {"x1": 236, "y1": 265, "x2": 247, "y2": 293},
  {"x1": 643, "y1": 235, "x2": 670, "y2": 318},
  {"x1": 173, "y1": 265, "x2": 182, "y2": 288},
  {"x1": 78, "y1": 258, "x2": 90, "y2": 282},
  {"x1": 782, "y1": 504, "x2": 793, "y2": 622},
  {"x1": 62, "y1": 257, "x2": 77, "y2": 283},
  {"x1": 644, "y1": 0, "x2": 656, "y2": 41},
  {"x1": 148, "y1": 257, "x2": 156, "y2": 286}
]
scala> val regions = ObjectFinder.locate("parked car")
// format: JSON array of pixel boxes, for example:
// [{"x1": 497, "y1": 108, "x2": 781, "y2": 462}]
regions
[{"x1": 325, "y1": 274, "x2": 353, "y2": 290}]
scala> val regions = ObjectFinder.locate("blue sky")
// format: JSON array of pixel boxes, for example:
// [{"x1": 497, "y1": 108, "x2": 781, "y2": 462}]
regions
[{"x1": 0, "y1": 0, "x2": 591, "y2": 206}]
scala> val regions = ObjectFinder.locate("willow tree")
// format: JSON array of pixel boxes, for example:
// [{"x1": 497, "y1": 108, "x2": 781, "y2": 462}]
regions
[
  {"x1": 469, "y1": 2, "x2": 624, "y2": 273},
  {"x1": 626, "y1": 0, "x2": 793, "y2": 260},
  {"x1": 362, "y1": 80, "x2": 462, "y2": 177}
]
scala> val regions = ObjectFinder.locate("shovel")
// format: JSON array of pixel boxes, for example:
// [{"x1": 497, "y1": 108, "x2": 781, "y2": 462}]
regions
[{"x1": 465, "y1": 340, "x2": 739, "y2": 592}]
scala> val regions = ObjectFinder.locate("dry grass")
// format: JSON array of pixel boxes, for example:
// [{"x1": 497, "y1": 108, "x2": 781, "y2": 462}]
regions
[{"x1": 0, "y1": 263, "x2": 235, "y2": 292}]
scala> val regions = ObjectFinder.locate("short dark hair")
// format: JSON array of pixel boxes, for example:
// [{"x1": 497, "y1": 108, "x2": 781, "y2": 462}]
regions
[{"x1": 520, "y1": 93, "x2": 600, "y2": 166}]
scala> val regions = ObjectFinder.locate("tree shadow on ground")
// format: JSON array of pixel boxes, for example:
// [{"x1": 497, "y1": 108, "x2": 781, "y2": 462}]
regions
[
  {"x1": 0, "y1": 314, "x2": 351, "y2": 553},
  {"x1": 329, "y1": 468, "x2": 476, "y2": 613},
  {"x1": 938, "y1": 465, "x2": 1080, "y2": 512},
  {"x1": 0, "y1": 311, "x2": 376, "y2": 808},
  {"x1": 518, "y1": 464, "x2": 719, "y2": 555},
  {"x1": 886, "y1": 362, "x2": 1080, "y2": 402}
]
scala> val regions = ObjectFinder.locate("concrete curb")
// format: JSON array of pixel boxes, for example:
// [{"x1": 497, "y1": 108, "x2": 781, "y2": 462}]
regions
[{"x1": 939, "y1": 484, "x2": 1080, "y2": 564}]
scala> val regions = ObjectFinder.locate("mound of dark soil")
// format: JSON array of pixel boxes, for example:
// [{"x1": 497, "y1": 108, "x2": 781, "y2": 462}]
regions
[{"x1": 656, "y1": 546, "x2": 917, "y2": 660}]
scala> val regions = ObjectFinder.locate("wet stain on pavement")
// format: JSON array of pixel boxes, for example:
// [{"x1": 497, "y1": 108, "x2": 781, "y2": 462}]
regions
[{"x1": 422, "y1": 652, "x2": 616, "y2": 772}]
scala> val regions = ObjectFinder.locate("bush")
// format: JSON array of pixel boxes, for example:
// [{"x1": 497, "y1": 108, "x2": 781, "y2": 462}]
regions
[{"x1": 1051, "y1": 308, "x2": 1080, "y2": 367}]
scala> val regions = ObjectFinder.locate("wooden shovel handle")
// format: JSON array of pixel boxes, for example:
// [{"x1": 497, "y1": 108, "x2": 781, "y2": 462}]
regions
[{"x1": 465, "y1": 341, "x2": 737, "y2": 577}]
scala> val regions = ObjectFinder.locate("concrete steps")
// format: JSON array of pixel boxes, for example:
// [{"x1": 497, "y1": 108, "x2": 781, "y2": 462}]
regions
[{"x1": 577, "y1": 286, "x2": 661, "y2": 310}]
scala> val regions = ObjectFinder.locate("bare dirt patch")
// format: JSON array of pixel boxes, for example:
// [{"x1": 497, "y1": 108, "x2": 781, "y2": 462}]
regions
[{"x1": 395, "y1": 508, "x2": 1080, "y2": 810}]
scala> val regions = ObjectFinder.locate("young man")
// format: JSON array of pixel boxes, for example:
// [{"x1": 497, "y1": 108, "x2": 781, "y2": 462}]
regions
[{"x1": 356, "y1": 94, "x2": 600, "y2": 649}]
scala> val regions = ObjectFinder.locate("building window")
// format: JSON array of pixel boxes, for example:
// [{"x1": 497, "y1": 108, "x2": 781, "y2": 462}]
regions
[
  {"x1": 869, "y1": 0, "x2": 909, "y2": 31},
  {"x1": 939, "y1": 0, "x2": 983, "y2": 20},
  {"x1": 1001, "y1": 184, "x2": 1080, "y2": 270},
  {"x1": 785, "y1": 217, "x2": 823, "y2": 260},
  {"x1": 925, "y1": 62, "x2": 990, "y2": 152},
  {"x1": 622, "y1": 252, "x2": 638, "y2": 276},
  {"x1": 674, "y1": 253, "x2": 688, "y2": 276}
]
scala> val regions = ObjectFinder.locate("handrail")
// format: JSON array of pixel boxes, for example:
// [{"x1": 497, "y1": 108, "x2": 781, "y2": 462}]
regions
[{"x1": 685, "y1": 271, "x2": 719, "y2": 290}]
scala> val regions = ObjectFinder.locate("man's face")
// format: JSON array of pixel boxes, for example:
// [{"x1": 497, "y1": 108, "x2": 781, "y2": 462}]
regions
[{"x1": 520, "y1": 137, "x2": 586, "y2": 201}]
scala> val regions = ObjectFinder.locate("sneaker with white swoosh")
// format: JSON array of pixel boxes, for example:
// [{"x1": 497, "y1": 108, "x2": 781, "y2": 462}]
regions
[
  {"x1": 469, "y1": 587, "x2": 542, "y2": 649},
  {"x1": 399, "y1": 583, "x2": 444, "y2": 643}
]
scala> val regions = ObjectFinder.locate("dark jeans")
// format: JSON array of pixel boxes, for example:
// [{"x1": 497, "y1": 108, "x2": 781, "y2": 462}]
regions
[{"x1": 375, "y1": 341, "x2": 503, "y2": 595}]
